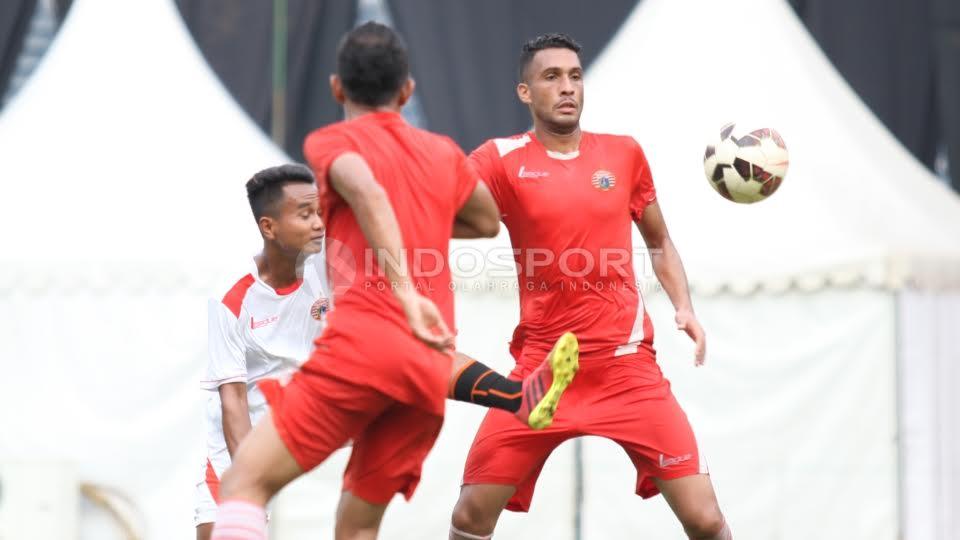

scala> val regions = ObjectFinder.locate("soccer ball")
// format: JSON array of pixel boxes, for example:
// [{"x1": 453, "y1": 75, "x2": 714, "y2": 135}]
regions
[{"x1": 703, "y1": 122, "x2": 789, "y2": 203}]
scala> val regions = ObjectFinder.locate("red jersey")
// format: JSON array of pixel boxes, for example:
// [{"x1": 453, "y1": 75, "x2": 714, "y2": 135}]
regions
[
  {"x1": 469, "y1": 131, "x2": 657, "y2": 362},
  {"x1": 303, "y1": 112, "x2": 478, "y2": 407}
]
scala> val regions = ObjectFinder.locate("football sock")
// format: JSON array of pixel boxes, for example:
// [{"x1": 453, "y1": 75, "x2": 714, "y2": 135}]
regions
[
  {"x1": 449, "y1": 358, "x2": 522, "y2": 413},
  {"x1": 211, "y1": 499, "x2": 267, "y2": 540}
]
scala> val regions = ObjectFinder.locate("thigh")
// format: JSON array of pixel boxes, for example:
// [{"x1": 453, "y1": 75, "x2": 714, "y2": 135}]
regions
[
  {"x1": 343, "y1": 402, "x2": 444, "y2": 504},
  {"x1": 463, "y1": 408, "x2": 572, "y2": 512},
  {"x1": 583, "y1": 361, "x2": 704, "y2": 498},
  {"x1": 654, "y1": 474, "x2": 723, "y2": 527},
  {"x1": 335, "y1": 491, "x2": 388, "y2": 540},
  {"x1": 220, "y1": 411, "x2": 306, "y2": 504},
  {"x1": 225, "y1": 372, "x2": 393, "y2": 503},
  {"x1": 452, "y1": 483, "x2": 517, "y2": 532},
  {"x1": 258, "y1": 366, "x2": 393, "y2": 473}
]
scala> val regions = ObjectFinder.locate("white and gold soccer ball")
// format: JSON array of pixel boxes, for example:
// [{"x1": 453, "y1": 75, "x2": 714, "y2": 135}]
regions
[{"x1": 703, "y1": 122, "x2": 789, "y2": 203}]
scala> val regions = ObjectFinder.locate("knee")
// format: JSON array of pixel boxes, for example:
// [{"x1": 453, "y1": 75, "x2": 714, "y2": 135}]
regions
[
  {"x1": 450, "y1": 496, "x2": 497, "y2": 537},
  {"x1": 683, "y1": 506, "x2": 727, "y2": 539},
  {"x1": 218, "y1": 465, "x2": 262, "y2": 502}
]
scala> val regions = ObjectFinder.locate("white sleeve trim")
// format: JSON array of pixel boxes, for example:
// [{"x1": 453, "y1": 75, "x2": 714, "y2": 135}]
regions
[
  {"x1": 493, "y1": 134, "x2": 531, "y2": 157},
  {"x1": 199, "y1": 374, "x2": 248, "y2": 391}
]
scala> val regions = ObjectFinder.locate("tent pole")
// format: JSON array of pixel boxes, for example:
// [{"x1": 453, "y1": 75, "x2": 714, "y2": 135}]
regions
[
  {"x1": 271, "y1": 0, "x2": 287, "y2": 148},
  {"x1": 573, "y1": 438, "x2": 583, "y2": 540},
  {"x1": 893, "y1": 290, "x2": 905, "y2": 540}
]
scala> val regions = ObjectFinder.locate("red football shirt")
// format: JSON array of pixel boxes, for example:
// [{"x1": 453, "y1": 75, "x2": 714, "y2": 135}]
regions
[
  {"x1": 470, "y1": 131, "x2": 657, "y2": 363},
  {"x1": 303, "y1": 112, "x2": 478, "y2": 402}
]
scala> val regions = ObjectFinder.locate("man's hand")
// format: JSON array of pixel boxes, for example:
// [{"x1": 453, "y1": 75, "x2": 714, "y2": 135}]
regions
[
  {"x1": 676, "y1": 309, "x2": 706, "y2": 366},
  {"x1": 397, "y1": 290, "x2": 455, "y2": 352}
]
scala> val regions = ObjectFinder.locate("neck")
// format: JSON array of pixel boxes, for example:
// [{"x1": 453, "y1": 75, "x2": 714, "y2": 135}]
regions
[
  {"x1": 256, "y1": 244, "x2": 302, "y2": 291},
  {"x1": 343, "y1": 101, "x2": 402, "y2": 121},
  {"x1": 533, "y1": 121, "x2": 582, "y2": 154}
]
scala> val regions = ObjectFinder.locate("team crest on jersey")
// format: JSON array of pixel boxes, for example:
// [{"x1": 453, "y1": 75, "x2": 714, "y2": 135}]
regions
[
  {"x1": 591, "y1": 170, "x2": 616, "y2": 191},
  {"x1": 310, "y1": 297, "x2": 330, "y2": 320}
]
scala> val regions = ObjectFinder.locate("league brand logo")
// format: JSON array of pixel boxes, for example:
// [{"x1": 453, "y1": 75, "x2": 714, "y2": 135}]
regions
[
  {"x1": 658, "y1": 453, "x2": 692, "y2": 468},
  {"x1": 591, "y1": 170, "x2": 616, "y2": 191},
  {"x1": 310, "y1": 297, "x2": 330, "y2": 320},
  {"x1": 251, "y1": 315, "x2": 279, "y2": 329},
  {"x1": 518, "y1": 166, "x2": 550, "y2": 179}
]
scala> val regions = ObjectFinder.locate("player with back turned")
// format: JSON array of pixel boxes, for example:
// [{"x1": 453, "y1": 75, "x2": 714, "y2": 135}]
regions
[{"x1": 210, "y1": 23, "x2": 579, "y2": 540}]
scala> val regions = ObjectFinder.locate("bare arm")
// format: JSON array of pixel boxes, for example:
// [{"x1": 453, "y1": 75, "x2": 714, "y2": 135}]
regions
[
  {"x1": 636, "y1": 201, "x2": 705, "y2": 365},
  {"x1": 218, "y1": 382, "x2": 251, "y2": 458},
  {"x1": 328, "y1": 152, "x2": 454, "y2": 350},
  {"x1": 453, "y1": 182, "x2": 500, "y2": 239}
]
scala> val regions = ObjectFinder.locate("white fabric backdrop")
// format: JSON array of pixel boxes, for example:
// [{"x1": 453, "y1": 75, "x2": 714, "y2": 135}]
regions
[
  {"x1": 583, "y1": 290, "x2": 898, "y2": 539},
  {"x1": 898, "y1": 291, "x2": 960, "y2": 540},
  {"x1": 269, "y1": 287, "x2": 899, "y2": 539},
  {"x1": 0, "y1": 289, "x2": 208, "y2": 538}
]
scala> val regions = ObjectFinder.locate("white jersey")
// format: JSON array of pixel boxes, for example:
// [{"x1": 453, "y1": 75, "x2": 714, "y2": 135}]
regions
[{"x1": 195, "y1": 253, "x2": 329, "y2": 525}]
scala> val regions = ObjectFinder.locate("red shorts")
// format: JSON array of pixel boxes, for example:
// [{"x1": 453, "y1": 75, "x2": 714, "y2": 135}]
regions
[
  {"x1": 259, "y1": 320, "x2": 449, "y2": 504},
  {"x1": 462, "y1": 347, "x2": 705, "y2": 512}
]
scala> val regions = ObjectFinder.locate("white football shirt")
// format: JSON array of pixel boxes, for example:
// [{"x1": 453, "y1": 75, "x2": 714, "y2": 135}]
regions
[{"x1": 202, "y1": 253, "x2": 329, "y2": 395}]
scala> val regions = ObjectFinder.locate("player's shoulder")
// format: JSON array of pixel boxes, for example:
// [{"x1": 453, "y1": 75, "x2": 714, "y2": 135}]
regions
[
  {"x1": 585, "y1": 131, "x2": 642, "y2": 151},
  {"x1": 217, "y1": 273, "x2": 255, "y2": 319},
  {"x1": 209, "y1": 257, "x2": 259, "y2": 318},
  {"x1": 414, "y1": 127, "x2": 464, "y2": 158},
  {"x1": 474, "y1": 132, "x2": 534, "y2": 160},
  {"x1": 305, "y1": 119, "x2": 348, "y2": 140},
  {"x1": 303, "y1": 121, "x2": 353, "y2": 155}
]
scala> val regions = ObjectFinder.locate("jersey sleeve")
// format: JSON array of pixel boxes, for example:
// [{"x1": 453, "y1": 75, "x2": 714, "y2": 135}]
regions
[
  {"x1": 468, "y1": 140, "x2": 508, "y2": 213},
  {"x1": 629, "y1": 138, "x2": 658, "y2": 223},
  {"x1": 303, "y1": 127, "x2": 358, "y2": 220},
  {"x1": 201, "y1": 298, "x2": 247, "y2": 390}
]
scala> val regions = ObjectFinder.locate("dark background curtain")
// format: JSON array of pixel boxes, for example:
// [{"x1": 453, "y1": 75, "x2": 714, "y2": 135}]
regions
[
  {"x1": 789, "y1": 0, "x2": 958, "y2": 191},
  {"x1": 933, "y1": 0, "x2": 960, "y2": 192},
  {"x1": 176, "y1": 0, "x2": 356, "y2": 161},
  {"x1": 386, "y1": 0, "x2": 640, "y2": 152},
  {"x1": 2, "y1": 0, "x2": 955, "y2": 192},
  {"x1": 0, "y1": 0, "x2": 37, "y2": 100}
]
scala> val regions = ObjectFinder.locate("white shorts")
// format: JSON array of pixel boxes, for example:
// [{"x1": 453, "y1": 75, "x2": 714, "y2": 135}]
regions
[{"x1": 194, "y1": 389, "x2": 269, "y2": 526}]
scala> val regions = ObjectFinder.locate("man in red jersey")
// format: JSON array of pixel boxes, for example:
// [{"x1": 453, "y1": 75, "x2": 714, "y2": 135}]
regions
[
  {"x1": 211, "y1": 23, "x2": 578, "y2": 540},
  {"x1": 449, "y1": 34, "x2": 731, "y2": 540}
]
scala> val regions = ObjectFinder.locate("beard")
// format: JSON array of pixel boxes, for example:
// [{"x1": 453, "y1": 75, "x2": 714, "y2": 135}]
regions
[{"x1": 538, "y1": 111, "x2": 580, "y2": 135}]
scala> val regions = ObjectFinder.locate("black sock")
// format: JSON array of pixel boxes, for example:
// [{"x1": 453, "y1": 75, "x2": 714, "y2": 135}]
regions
[{"x1": 450, "y1": 360, "x2": 522, "y2": 412}]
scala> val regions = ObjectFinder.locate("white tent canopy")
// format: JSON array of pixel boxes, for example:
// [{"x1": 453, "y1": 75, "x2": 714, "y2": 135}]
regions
[
  {"x1": 0, "y1": 0, "x2": 287, "y2": 538},
  {"x1": 581, "y1": 0, "x2": 960, "y2": 295},
  {"x1": 0, "y1": 0, "x2": 281, "y2": 278}
]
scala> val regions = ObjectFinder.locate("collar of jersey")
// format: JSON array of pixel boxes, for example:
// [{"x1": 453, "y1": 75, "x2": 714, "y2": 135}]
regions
[
  {"x1": 249, "y1": 256, "x2": 303, "y2": 297},
  {"x1": 529, "y1": 131, "x2": 581, "y2": 161}
]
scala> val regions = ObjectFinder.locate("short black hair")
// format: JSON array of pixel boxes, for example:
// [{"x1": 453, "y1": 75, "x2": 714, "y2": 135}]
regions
[
  {"x1": 246, "y1": 164, "x2": 315, "y2": 220},
  {"x1": 518, "y1": 33, "x2": 583, "y2": 82},
  {"x1": 336, "y1": 21, "x2": 410, "y2": 107}
]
